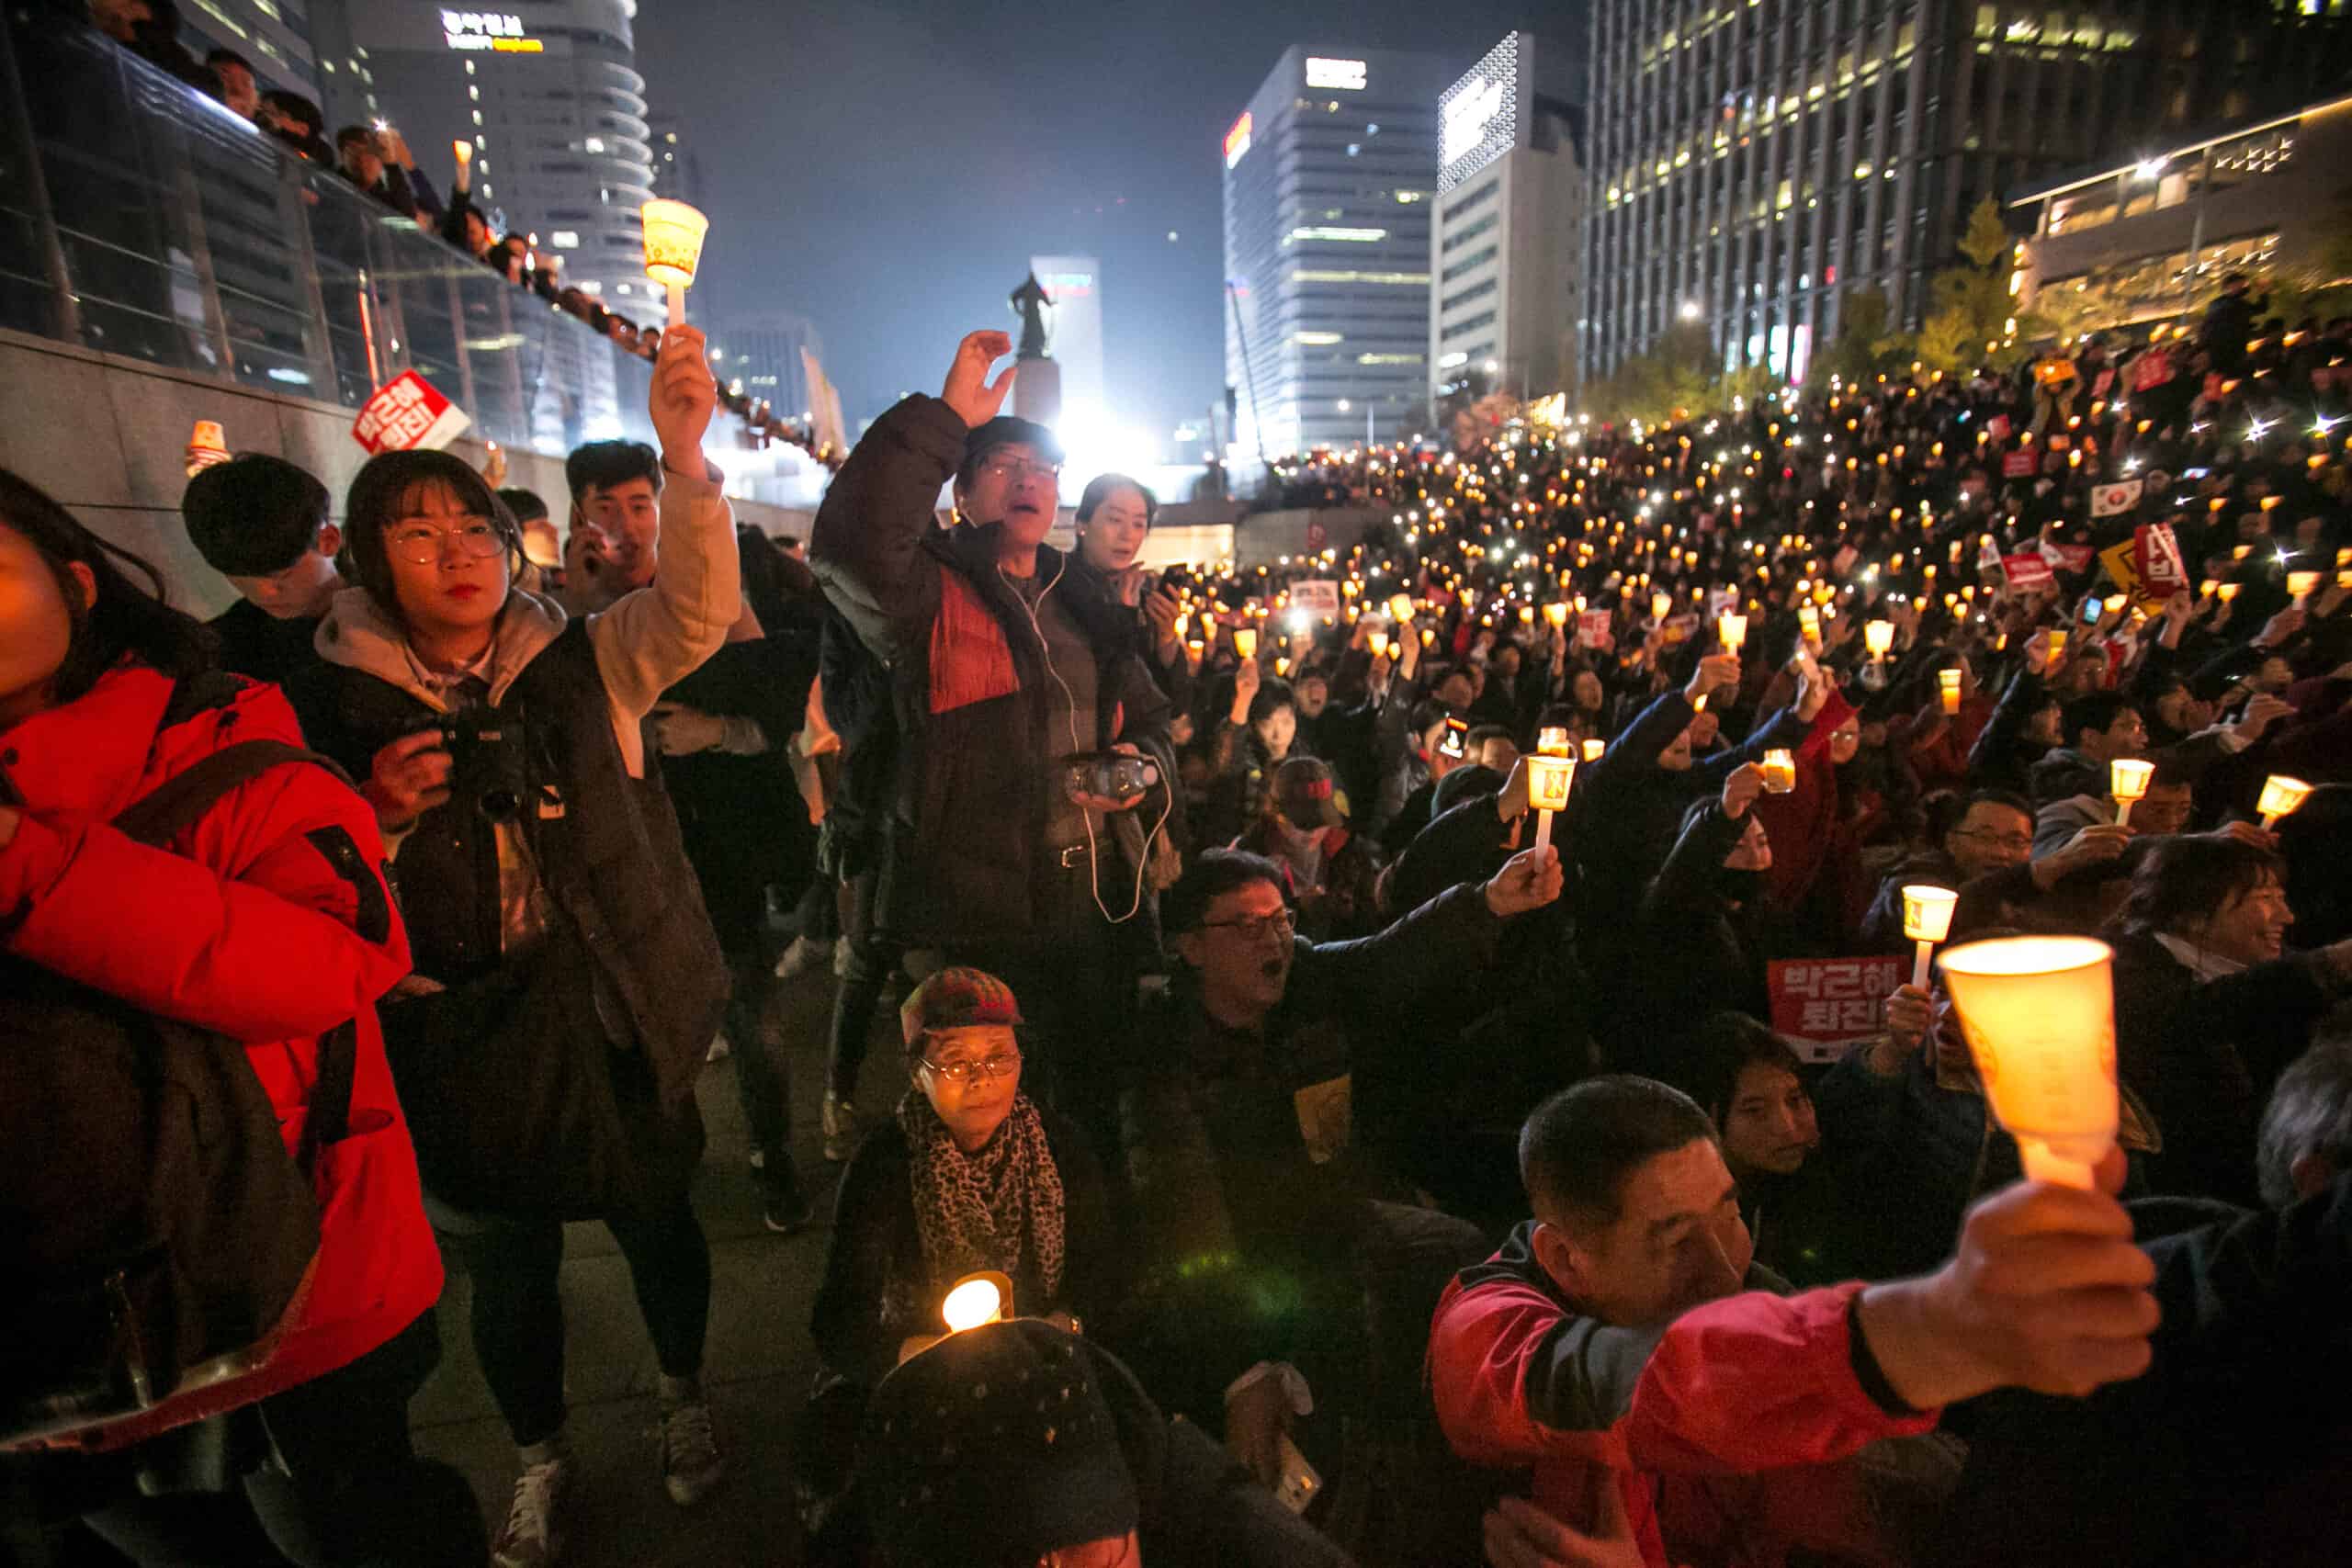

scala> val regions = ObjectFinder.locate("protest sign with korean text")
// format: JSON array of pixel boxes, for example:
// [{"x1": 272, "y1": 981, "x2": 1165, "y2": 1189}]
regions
[
  {"x1": 351, "y1": 371, "x2": 470, "y2": 455},
  {"x1": 1769, "y1": 956, "x2": 1905, "y2": 1062}
]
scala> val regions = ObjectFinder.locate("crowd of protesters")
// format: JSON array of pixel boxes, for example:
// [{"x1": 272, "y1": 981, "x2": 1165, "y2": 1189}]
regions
[{"x1": 7, "y1": 64, "x2": 2352, "y2": 1554}]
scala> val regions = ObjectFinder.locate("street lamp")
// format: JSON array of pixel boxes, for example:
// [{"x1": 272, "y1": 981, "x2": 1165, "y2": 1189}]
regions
[{"x1": 1679, "y1": 299, "x2": 1703, "y2": 321}]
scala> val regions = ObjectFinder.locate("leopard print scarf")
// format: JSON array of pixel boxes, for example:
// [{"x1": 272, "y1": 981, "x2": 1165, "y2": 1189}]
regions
[{"x1": 895, "y1": 1090, "x2": 1066, "y2": 1314}]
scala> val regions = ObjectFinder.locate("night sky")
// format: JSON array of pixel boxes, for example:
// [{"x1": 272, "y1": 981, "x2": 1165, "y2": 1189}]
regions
[{"x1": 635, "y1": 0, "x2": 1569, "y2": 446}]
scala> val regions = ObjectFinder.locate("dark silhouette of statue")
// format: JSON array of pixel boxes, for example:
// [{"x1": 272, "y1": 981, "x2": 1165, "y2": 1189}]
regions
[{"x1": 1010, "y1": 271, "x2": 1052, "y2": 360}]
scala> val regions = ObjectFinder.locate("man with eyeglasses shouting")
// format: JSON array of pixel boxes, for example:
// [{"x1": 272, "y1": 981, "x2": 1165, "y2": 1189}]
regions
[
  {"x1": 812, "y1": 331, "x2": 1176, "y2": 1154},
  {"x1": 1113, "y1": 842, "x2": 1562, "y2": 1510}
]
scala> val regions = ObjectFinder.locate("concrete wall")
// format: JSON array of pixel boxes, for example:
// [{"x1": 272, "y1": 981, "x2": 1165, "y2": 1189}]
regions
[{"x1": 0, "y1": 326, "x2": 810, "y2": 620}]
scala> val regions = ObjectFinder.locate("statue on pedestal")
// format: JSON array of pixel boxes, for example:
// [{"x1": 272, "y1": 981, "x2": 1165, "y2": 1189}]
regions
[{"x1": 1010, "y1": 271, "x2": 1052, "y2": 361}]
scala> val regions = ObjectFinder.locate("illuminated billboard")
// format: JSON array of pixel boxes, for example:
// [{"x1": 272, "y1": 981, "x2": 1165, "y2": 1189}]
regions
[
  {"x1": 1305, "y1": 57, "x2": 1367, "y2": 90},
  {"x1": 1225, "y1": 112, "x2": 1253, "y2": 169},
  {"x1": 1439, "y1": 34, "x2": 1522, "y2": 192},
  {"x1": 441, "y1": 11, "x2": 546, "y2": 52}
]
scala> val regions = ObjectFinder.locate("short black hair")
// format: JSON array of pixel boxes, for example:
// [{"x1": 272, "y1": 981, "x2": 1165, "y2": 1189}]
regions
[
  {"x1": 334, "y1": 125, "x2": 376, "y2": 154},
  {"x1": 1074, "y1": 472, "x2": 1157, "y2": 528},
  {"x1": 2258, "y1": 1038, "x2": 2352, "y2": 1210},
  {"x1": 1162, "y1": 849, "x2": 1283, "y2": 937},
  {"x1": 182, "y1": 454, "x2": 331, "y2": 577},
  {"x1": 1520, "y1": 1076, "x2": 1718, "y2": 1228},
  {"x1": 2062, "y1": 692, "x2": 2137, "y2": 748},
  {"x1": 1687, "y1": 1012, "x2": 1807, "y2": 1128},
  {"x1": 956, "y1": 416, "x2": 1063, "y2": 491},
  {"x1": 1934, "y1": 786, "x2": 2032, "y2": 842},
  {"x1": 1246, "y1": 676, "x2": 1297, "y2": 726},
  {"x1": 496, "y1": 487, "x2": 550, "y2": 525},
  {"x1": 262, "y1": 89, "x2": 323, "y2": 136},
  {"x1": 2112, "y1": 833, "x2": 2286, "y2": 941},
  {"x1": 342, "y1": 450, "x2": 523, "y2": 629},
  {"x1": 564, "y1": 439, "x2": 662, "y2": 502},
  {"x1": 1464, "y1": 722, "x2": 1514, "y2": 751},
  {"x1": 205, "y1": 47, "x2": 253, "y2": 73}
]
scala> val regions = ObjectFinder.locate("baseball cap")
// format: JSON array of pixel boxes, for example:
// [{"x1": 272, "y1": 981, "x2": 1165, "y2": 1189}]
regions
[
  {"x1": 1272, "y1": 756, "x2": 1343, "y2": 829},
  {"x1": 899, "y1": 966, "x2": 1023, "y2": 1048},
  {"x1": 860, "y1": 1320, "x2": 1138, "y2": 1567}
]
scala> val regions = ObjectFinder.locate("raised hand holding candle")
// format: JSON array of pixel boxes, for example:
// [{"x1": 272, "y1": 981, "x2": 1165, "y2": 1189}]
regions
[
  {"x1": 1759, "y1": 748, "x2": 1795, "y2": 794},
  {"x1": 1865, "y1": 618, "x2": 1894, "y2": 660},
  {"x1": 1524, "y1": 753, "x2": 1575, "y2": 854},
  {"x1": 2109, "y1": 758, "x2": 2154, "y2": 824},
  {"x1": 1232, "y1": 626, "x2": 1258, "y2": 661},
  {"x1": 2257, "y1": 773, "x2": 2312, "y2": 829},
  {"x1": 1365, "y1": 629, "x2": 1389, "y2": 660},
  {"x1": 1718, "y1": 612, "x2": 1747, "y2": 651},
  {"x1": 639, "y1": 198, "x2": 709, "y2": 330},
  {"x1": 1388, "y1": 592, "x2": 1414, "y2": 622},
  {"x1": 1902, "y1": 884, "x2": 1959, "y2": 989},
  {"x1": 1652, "y1": 591, "x2": 1673, "y2": 621},
  {"x1": 1938, "y1": 667, "x2": 1962, "y2": 715},
  {"x1": 1936, "y1": 937, "x2": 2120, "y2": 1190},
  {"x1": 2288, "y1": 570, "x2": 2321, "y2": 604}
]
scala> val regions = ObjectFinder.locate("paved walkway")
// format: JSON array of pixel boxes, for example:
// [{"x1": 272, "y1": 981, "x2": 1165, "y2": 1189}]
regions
[{"x1": 410, "y1": 962, "x2": 860, "y2": 1567}]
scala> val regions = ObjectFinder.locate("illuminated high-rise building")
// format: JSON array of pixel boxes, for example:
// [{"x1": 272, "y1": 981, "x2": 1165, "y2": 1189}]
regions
[
  {"x1": 309, "y1": 2, "x2": 659, "y2": 309},
  {"x1": 1222, "y1": 45, "x2": 1452, "y2": 457},
  {"x1": 1430, "y1": 32, "x2": 1586, "y2": 413},
  {"x1": 173, "y1": 0, "x2": 324, "y2": 100},
  {"x1": 1583, "y1": 0, "x2": 2352, "y2": 387},
  {"x1": 710, "y1": 311, "x2": 823, "y2": 421}
]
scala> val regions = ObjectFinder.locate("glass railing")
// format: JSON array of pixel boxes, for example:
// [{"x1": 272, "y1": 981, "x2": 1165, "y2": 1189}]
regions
[{"x1": 0, "y1": 17, "x2": 670, "y2": 455}]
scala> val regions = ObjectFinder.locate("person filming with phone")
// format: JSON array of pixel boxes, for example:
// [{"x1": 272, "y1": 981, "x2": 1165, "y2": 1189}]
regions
[{"x1": 810, "y1": 331, "x2": 1176, "y2": 1142}]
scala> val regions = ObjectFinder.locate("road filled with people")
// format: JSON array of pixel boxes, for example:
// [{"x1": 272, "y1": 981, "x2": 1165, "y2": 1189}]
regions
[{"x1": 6, "y1": 73, "x2": 2352, "y2": 1559}]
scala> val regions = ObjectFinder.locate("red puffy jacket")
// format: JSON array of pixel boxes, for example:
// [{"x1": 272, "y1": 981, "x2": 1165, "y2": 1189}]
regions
[
  {"x1": 1428, "y1": 1224, "x2": 1939, "y2": 1567},
  {"x1": 0, "y1": 663, "x2": 442, "y2": 1450}
]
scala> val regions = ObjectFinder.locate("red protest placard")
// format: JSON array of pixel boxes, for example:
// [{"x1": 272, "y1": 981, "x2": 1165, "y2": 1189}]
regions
[
  {"x1": 2134, "y1": 522, "x2": 2188, "y2": 595},
  {"x1": 1577, "y1": 609, "x2": 1612, "y2": 649},
  {"x1": 2052, "y1": 544, "x2": 2095, "y2": 573},
  {"x1": 1986, "y1": 414, "x2": 2012, "y2": 441},
  {"x1": 2001, "y1": 447, "x2": 2040, "y2": 478},
  {"x1": 2130, "y1": 347, "x2": 2174, "y2": 391},
  {"x1": 2091, "y1": 367, "x2": 2116, "y2": 398},
  {"x1": 1768, "y1": 956, "x2": 1905, "y2": 1062},
  {"x1": 2002, "y1": 553, "x2": 2057, "y2": 591},
  {"x1": 352, "y1": 370, "x2": 470, "y2": 455}
]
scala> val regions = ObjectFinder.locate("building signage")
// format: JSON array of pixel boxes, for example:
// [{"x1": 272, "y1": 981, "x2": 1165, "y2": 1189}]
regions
[
  {"x1": 442, "y1": 11, "x2": 545, "y2": 52},
  {"x1": 1438, "y1": 34, "x2": 1523, "y2": 192},
  {"x1": 1305, "y1": 57, "x2": 1368, "y2": 91},
  {"x1": 1225, "y1": 112, "x2": 1253, "y2": 169}
]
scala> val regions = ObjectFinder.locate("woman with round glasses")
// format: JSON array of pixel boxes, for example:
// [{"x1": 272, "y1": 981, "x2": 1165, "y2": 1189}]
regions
[
  {"x1": 800, "y1": 966, "x2": 1118, "y2": 1538},
  {"x1": 308, "y1": 329, "x2": 743, "y2": 1559}
]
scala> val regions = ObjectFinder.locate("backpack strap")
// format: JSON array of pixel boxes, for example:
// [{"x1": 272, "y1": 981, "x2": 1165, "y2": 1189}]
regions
[{"x1": 111, "y1": 741, "x2": 353, "y2": 848}]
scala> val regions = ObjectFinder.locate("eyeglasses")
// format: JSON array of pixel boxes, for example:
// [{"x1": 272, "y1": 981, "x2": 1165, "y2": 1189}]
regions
[
  {"x1": 1952, "y1": 829, "x2": 2033, "y2": 852},
  {"x1": 917, "y1": 1049, "x2": 1023, "y2": 1088},
  {"x1": 980, "y1": 457, "x2": 1062, "y2": 484},
  {"x1": 390, "y1": 519, "x2": 505, "y2": 566},
  {"x1": 1199, "y1": 909, "x2": 1296, "y2": 942}
]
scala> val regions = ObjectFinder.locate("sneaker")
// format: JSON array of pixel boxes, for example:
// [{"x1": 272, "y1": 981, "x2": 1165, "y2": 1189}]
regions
[
  {"x1": 774, "y1": 934, "x2": 836, "y2": 979},
  {"x1": 657, "y1": 1399, "x2": 727, "y2": 1507},
  {"x1": 821, "y1": 1094, "x2": 860, "y2": 1163},
  {"x1": 492, "y1": 1456, "x2": 570, "y2": 1568},
  {"x1": 763, "y1": 1174, "x2": 815, "y2": 1235}
]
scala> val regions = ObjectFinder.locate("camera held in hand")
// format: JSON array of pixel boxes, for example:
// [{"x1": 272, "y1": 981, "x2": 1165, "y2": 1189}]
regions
[
  {"x1": 438, "y1": 705, "x2": 531, "y2": 823},
  {"x1": 1060, "y1": 751, "x2": 1159, "y2": 806}
]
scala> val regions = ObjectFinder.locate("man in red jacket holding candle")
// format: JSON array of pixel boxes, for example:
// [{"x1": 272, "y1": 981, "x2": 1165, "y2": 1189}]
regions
[{"x1": 1429, "y1": 1076, "x2": 2159, "y2": 1568}]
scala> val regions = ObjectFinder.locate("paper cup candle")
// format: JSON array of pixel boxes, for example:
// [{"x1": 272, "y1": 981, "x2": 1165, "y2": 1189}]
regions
[
  {"x1": 1760, "y1": 748, "x2": 1796, "y2": 794},
  {"x1": 1797, "y1": 602, "x2": 1822, "y2": 646},
  {"x1": 2217, "y1": 582, "x2": 2242, "y2": 602},
  {"x1": 1365, "y1": 629, "x2": 1389, "y2": 660},
  {"x1": 1231, "y1": 626, "x2": 1258, "y2": 661},
  {"x1": 941, "y1": 1271, "x2": 1011, "y2": 1333},
  {"x1": 1524, "y1": 752, "x2": 1576, "y2": 855},
  {"x1": 2288, "y1": 570, "x2": 2322, "y2": 604},
  {"x1": 2257, "y1": 773, "x2": 2312, "y2": 829},
  {"x1": 2109, "y1": 757, "x2": 2154, "y2": 825},
  {"x1": 2047, "y1": 626, "x2": 2069, "y2": 657},
  {"x1": 184, "y1": 419, "x2": 228, "y2": 478},
  {"x1": 1718, "y1": 612, "x2": 1747, "y2": 651},
  {"x1": 1537, "y1": 726, "x2": 1572, "y2": 757},
  {"x1": 1581, "y1": 738, "x2": 1605, "y2": 762},
  {"x1": 1936, "y1": 937, "x2": 2120, "y2": 1190},
  {"x1": 1544, "y1": 601, "x2": 1570, "y2": 629},
  {"x1": 1865, "y1": 618, "x2": 1894, "y2": 661},
  {"x1": 1901, "y1": 885, "x2": 1959, "y2": 990},
  {"x1": 1652, "y1": 590, "x2": 1673, "y2": 621},
  {"x1": 1388, "y1": 592, "x2": 1414, "y2": 622},
  {"x1": 639, "y1": 198, "x2": 710, "y2": 328},
  {"x1": 1938, "y1": 667, "x2": 1962, "y2": 715}
]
